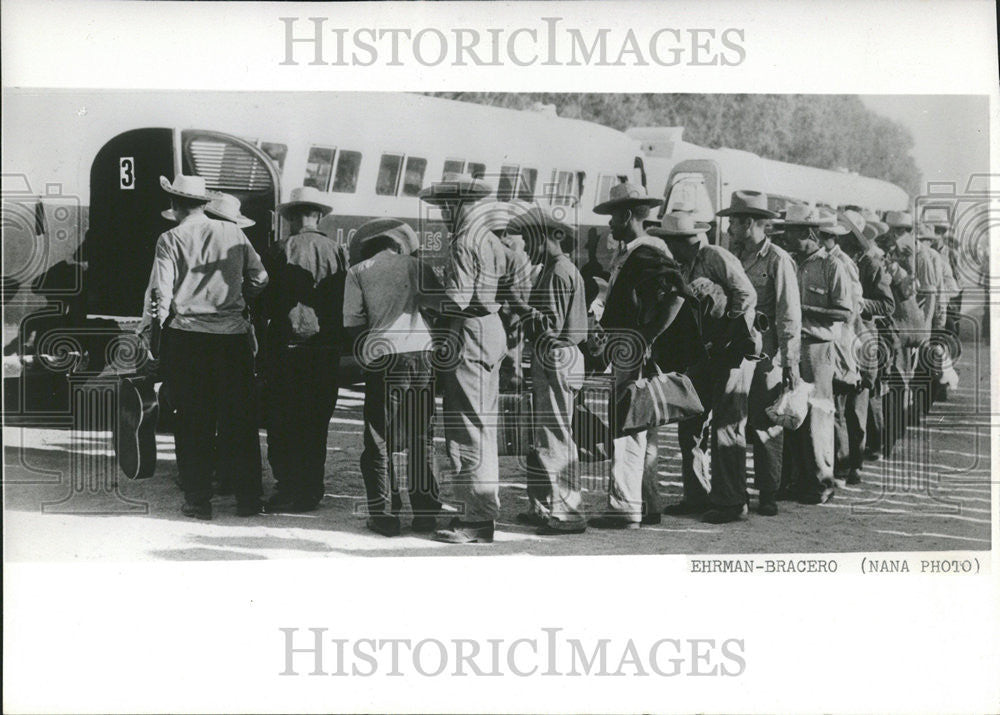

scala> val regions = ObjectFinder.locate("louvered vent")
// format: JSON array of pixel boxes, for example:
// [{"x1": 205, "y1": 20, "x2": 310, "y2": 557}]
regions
[{"x1": 186, "y1": 138, "x2": 273, "y2": 192}]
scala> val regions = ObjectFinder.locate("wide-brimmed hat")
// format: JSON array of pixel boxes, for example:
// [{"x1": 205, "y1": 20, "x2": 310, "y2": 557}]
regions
[
  {"x1": 464, "y1": 200, "x2": 525, "y2": 235},
  {"x1": 205, "y1": 193, "x2": 255, "y2": 228},
  {"x1": 778, "y1": 203, "x2": 829, "y2": 228},
  {"x1": 835, "y1": 209, "x2": 866, "y2": 242},
  {"x1": 160, "y1": 175, "x2": 214, "y2": 202},
  {"x1": 593, "y1": 181, "x2": 662, "y2": 215},
  {"x1": 353, "y1": 217, "x2": 420, "y2": 255},
  {"x1": 160, "y1": 209, "x2": 179, "y2": 223},
  {"x1": 885, "y1": 210, "x2": 913, "y2": 229},
  {"x1": 277, "y1": 186, "x2": 334, "y2": 217},
  {"x1": 915, "y1": 222, "x2": 938, "y2": 240},
  {"x1": 506, "y1": 205, "x2": 576, "y2": 242},
  {"x1": 648, "y1": 213, "x2": 711, "y2": 240},
  {"x1": 716, "y1": 190, "x2": 778, "y2": 219},
  {"x1": 418, "y1": 172, "x2": 493, "y2": 206},
  {"x1": 862, "y1": 220, "x2": 889, "y2": 245}
]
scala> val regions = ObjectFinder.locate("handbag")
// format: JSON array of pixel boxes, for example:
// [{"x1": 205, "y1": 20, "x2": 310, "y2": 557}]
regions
[{"x1": 616, "y1": 360, "x2": 704, "y2": 437}]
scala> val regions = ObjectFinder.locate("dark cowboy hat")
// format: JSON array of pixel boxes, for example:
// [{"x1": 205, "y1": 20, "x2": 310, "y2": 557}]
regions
[
  {"x1": 418, "y1": 172, "x2": 493, "y2": 206},
  {"x1": 593, "y1": 181, "x2": 662, "y2": 215},
  {"x1": 715, "y1": 190, "x2": 778, "y2": 219}
]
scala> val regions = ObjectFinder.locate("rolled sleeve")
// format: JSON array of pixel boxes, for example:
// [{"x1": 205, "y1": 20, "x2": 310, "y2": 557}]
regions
[
  {"x1": 242, "y1": 237, "x2": 269, "y2": 297},
  {"x1": 342, "y1": 267, "x2": 367, "y2": 328},
  {"x1": 773, "y1": 253, "x2": 802, "y2": 365}
]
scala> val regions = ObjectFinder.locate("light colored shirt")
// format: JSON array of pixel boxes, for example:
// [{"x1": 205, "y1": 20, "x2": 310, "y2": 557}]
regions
[
  {"x1": 797, "y1": 247, "x2": 851, "y2": 342},
  {"x1": 686, "y1": 243, "x2": 757, "y2": 320},
  {"x1": 529, "y1": 254, "x2": 588, "y2": 348},
  {"x1": 148, "y1": 212, "x2": 267, "y2": 334},
  {"x1": 914, "y1": 241, "x2": 945, "y2": 328},
  {"x1": 739, "y1": 238, "x2": 801, "y2": 365},
  {"x1": 343, "y1": 249, "x2": 434, "y2": 364},
  {"x1": 443, "y1": 213, "x2": 508, "y2": 315}
]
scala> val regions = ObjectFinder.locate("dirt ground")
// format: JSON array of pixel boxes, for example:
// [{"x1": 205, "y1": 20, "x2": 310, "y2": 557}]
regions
[{"x1": 3, "y1": 340, "x2": 993, "y2": 561}]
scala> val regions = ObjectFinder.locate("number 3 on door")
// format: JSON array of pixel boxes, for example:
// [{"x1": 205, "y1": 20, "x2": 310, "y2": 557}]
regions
[{"x1": 120, "y1": 157, "x2": 135, "y2": 189}]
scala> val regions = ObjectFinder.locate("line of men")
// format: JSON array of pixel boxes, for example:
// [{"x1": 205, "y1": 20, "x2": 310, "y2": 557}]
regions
[{"x1": 143, "y1": 172, "x2": 960, "y2": 543}]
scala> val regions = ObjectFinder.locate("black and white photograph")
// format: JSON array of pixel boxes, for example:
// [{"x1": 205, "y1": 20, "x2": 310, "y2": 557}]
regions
[{"x1": 3, "y1": 1, "x2": 998, "y2": 713}]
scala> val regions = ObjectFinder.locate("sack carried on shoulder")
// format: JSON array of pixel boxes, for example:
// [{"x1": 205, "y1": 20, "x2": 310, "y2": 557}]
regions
[{"x1": 616, "y1": 364, "x2": 704, "y2": 437}]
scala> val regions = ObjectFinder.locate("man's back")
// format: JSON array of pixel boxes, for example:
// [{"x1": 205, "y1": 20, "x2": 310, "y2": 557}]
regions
[{"x1": 152, "y1": 213, "x2": 267, "y2": 334}]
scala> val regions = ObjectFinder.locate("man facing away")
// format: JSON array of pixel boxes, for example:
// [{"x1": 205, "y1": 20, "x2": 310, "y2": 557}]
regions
[
  {"x1": 148, "y1": 175, "x2": 268, "y2": 520},
  {"x1": 343, "y1": 218, "x2": 441, "y2": 537},
  {"x1": 776, "y1": 206, "x2": 852, "y2": 505},
  {"x1": 418, "y1": 173, "x2": 509, "y2": 545},
  {"x1": 260, "y1": 186, "x2": 347, "y2": 514},
  {"x1": 726, "y1": 190, "x2": 801, "y2": 517},
  {"x1": 659, "y1": 212, "x2": 760, "y2": 525},
  {"x1": 505, "y1": 206, "x2": 589, "y2": 535}
]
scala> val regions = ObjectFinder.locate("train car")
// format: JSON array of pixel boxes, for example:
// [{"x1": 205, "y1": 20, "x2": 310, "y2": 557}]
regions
[
  {"x1": 627, "y1": 126, "x2": 911, "y2": 249},
  {"x1": 3, "y1": 90, "x2": 642, "y2": 326}
]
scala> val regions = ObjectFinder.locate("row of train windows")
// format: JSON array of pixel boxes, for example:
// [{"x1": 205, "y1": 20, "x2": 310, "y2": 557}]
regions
[{"x1": 257, "y1": 141, "x2": 590, "y2": 205}]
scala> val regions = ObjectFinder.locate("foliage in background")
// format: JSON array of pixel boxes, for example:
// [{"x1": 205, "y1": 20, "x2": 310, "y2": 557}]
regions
[{"x1": 426, "y1": 93, "x2": 921, "y2": 196}]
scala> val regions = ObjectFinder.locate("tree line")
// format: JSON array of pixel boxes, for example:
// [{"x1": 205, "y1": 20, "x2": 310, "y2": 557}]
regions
[{"x1": 427, "y1": 93, "x2": 921, "y2": 196}]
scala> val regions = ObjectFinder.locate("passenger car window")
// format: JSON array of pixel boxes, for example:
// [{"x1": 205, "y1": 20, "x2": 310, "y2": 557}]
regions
[
  {"x1": 304, "y1": 146, "x2": 336, "y2": 190},
  {"x1": 376, "y1": 153, "x2": 404, "y2": 196},
  {"x1": 332, "y1": 150, "x2": 362, "y2": 193},
  {"x1": 402, "y1": 157, "x2": 427, "y2": 196}
]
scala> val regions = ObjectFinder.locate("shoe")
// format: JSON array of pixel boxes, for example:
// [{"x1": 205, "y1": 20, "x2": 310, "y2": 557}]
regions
[
  {"x1": 515, "y1": 511, "x2": 549, "y2": 527},
  {"x1": 366, "y1": 516, "x2": 402, "y2": 537},
  {"x1": 662, "y1": 501, "x2": 709, "y2": 516},
  {"x1": 432, "y1": 519, "x2": 495, "y2": 544},
  {"x1": 181, "y1": 501, "x2": 212, "y2": 520},
  {"x1": 798, "y1": 488, "x2": 835, "y2": 505},
  {"x1": 846, "y1": 471, "x2": 861, "y2": 485},
  {"x1": 641, "y1": 513, "x2": 662, "y2": 526},
  {"x1": 411, "y1": 515, "x2": 437, "y2": 533},
  {"x1": 236, "y1": 500, "x2": 264, "y2": 517},
  {"x1": 834, "y1": 477, "x2": 848, "y2": 489},
  {"x1": 589, "y1": 515, "x2": 641, "y2": 530},
  {"x1": 757, "y1": 500, "x2": 778, "y2": 517},
  {"x1": 536, "y1": 522, "x2": 587, "y2": 535},
  {"x1": 702, "y1": 504, "x2": 749, "y2": 524}
]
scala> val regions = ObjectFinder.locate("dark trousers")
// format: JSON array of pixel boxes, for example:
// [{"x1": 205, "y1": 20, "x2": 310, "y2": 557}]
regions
[
  {"x1": 834, "y1": 384, "x2": 868, "y2": 477},
  {"x1": 747, "y1": 354, "x2": 784, "y2": 499},
  {"x1": 866, "y1": 382, "x2": 885, "y2": 456},
  {"x1": 945, "y1": 290, "x2": 963, "y2": 343},
  {"x1": 163, "y1": 328, "x2": 261, "y2": 506},
  {"x1": 678, "y1": 354, "x2": 754, "y2": 509},
  {"x1": 361, "y1": 351, "x2": 440, "y2": 518},
  {"x1": 265, "y1": 344, "x2": 339, "y2": 506}
]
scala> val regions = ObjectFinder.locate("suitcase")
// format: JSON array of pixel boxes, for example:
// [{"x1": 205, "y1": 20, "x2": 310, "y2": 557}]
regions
[
  {"x1": 573, "y1": 375, "x2": 615, "y2": 462},
  {"x1": 497, "y1": 391, "x2": 533, "y2": 457}
]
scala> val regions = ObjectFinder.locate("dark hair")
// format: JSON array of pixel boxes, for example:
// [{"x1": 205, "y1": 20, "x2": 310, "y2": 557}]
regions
[
  {"x1": 172, "y1": 196, "x2": 208, "y2": 211},
  {"x1": 630, "y1": 204, "x2": 652, "y2": 222},
  {"x1": 359, "y1": 235, "x2": 401, "y2": 262}
]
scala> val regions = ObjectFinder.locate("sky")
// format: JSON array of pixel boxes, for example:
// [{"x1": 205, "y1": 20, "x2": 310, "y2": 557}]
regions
[{"x1": 860, "y1": 94, "x2": 991, "y2": 194}]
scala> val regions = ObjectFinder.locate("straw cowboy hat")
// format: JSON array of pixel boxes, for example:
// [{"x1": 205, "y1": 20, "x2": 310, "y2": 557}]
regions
[
  {"x1": 884, "y1": 210, "x2": 913, "y2": 229},
  {"x1": 776, "y1": 203, "x2": 826, "y2": 228},
  {"x1": 418, "y1": 172, "x2": 493, "y2": 206},
  {"x1": 593, "y1": 181, "x2": 662, "y2": 215},
  {"x1": 863, "y1": 220, "x2": 889, "y2": 244},
  {"x1": 205, "y1": 193, "x2": 255, "y2": 228},
  {"x1": 463, "y1": 200, "x2": 526, "y2": 235},
  {"x1": 506, "y1": 204, "x2": 576, "y2": 241},
  {"x1": 352, "y1": 217, "x2": 420, "y2": 255},
  {"x1": 716, "y1": 190, "x2": 778, "y2": 219},
  {"x1": 648, "y1": 212, "x2": 711, "y2": 241},
  {"x1": 834, "y1": 209, "x2": 867, "y2": 244},
  {"x1": 160, "y1": 175, "x2": 215, "y2": 202},
  {"x1": 915, "y1": 222, "x2": 938, "y2": 241},
  {"x1": 276, "y1": 186, "x2": 334, "y2": 217}
]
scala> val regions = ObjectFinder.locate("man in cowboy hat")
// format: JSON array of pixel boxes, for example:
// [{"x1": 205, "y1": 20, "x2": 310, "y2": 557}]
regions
[
  {"x1": 260, "y1": 186, "x2": 347, "y2": 514},
  {"x1": 343, "y1": 217, "x2": 441, "y2": 536},
  {"x1": 723, "y1": 190, "x2": 801, "y2": 517},
  {"x1": 504, "y1": 206, "x2": 589, "y2": 535},
  {"x1": 655, "y1": 212, "x2": 759, "y2": 524},
  {"x1": 844, "y1": 216, "x2": 896, "y2": 465},
  {"x1": 913, "y1": 222, "x2": 954, "y2": 406},
  {"x1": 417, "y1": 173, "x2": 508, "y2": 544},
  {"x1": 774, "y1": 205, "x2": 853, "y2": 505},
  {"x1": 589, "y1": 181, "x2": 670, "y2": 528},
  {"x1": 819, "y1": 210, "x2": 869, "y2": 486},
  {"x1": 148, "y1": 175, "x2": 269, "y2": 520}
]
